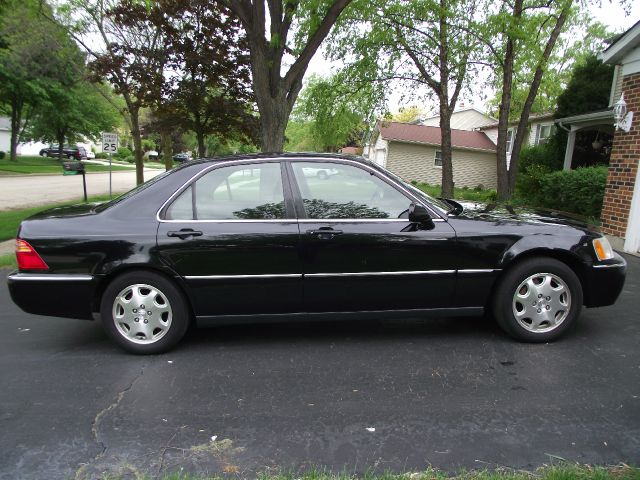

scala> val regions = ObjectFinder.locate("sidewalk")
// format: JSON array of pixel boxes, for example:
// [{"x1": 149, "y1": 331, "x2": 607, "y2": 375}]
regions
[{"x1": 0, "y1": 240, "x2": 13, "y2": 256}]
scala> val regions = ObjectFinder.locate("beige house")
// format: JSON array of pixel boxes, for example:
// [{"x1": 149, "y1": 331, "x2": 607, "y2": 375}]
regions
[{"x1": 369, "y1": 121, "x2": 498, "y2": 188}]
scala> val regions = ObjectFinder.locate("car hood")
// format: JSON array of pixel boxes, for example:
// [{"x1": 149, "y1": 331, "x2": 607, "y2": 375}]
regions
[{"x1": 448, "y1": 199, "x2": 598, "y2": 230}]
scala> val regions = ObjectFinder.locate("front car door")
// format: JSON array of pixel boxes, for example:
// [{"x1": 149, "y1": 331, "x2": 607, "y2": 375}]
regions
[
  {"x1": 287, "y1": 159, "x2": 458, "y2": 313},
  {"x1": 156, "y1": 160, "x2": 302, "y2": 317}
]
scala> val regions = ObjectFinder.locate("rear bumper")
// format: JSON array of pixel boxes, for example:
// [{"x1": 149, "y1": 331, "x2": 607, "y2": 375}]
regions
[
  {"x1": 583, "y1": 254, "x2": 627, "y2": 308},
  {"x1": 7, "y1": 272, "x2": 98, "y2": 320}
]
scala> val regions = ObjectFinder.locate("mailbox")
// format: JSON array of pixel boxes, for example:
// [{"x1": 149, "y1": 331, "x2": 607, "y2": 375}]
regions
[{"x1": 62, "y1": 161, "x2": 85, "y2": 175}]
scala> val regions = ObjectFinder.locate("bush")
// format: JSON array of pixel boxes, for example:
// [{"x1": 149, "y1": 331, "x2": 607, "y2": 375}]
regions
[
  {"x1": 518, "y1": 144, "x2": 563, "y2": 172},
  {"x1": 115, "y1": 146, "x2": 133, "y2": 159},
  {"x1": 518, "y1": 166, "x2": 608, "y2": 218},
  {"x1": 95, "y1": 152, "x2": 108, "y2": 159},
  {"x1": 123, "y1": 156, "x2": 135, "y2": 164},
  {"x1": 0, "y1": 151, "x2": 5, "y2": 159}
]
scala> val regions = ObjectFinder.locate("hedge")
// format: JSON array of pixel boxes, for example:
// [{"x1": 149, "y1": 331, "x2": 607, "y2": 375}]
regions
[{"x1": 517, "y1": 165, "x2": 608, "y2": 218}]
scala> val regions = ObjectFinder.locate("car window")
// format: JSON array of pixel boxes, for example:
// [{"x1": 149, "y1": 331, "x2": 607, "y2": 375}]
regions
[
  {"x1": 166, "y1": 162, "x2": 287, "y2": 220},
  {"x1": 291, "y1": 162, "x2": 410, "y2": 219}
]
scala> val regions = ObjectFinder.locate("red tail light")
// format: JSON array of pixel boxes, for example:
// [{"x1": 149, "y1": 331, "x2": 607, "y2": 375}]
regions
[{"x1": 16, "y1": 239, "x2": 49, "y2": 270}]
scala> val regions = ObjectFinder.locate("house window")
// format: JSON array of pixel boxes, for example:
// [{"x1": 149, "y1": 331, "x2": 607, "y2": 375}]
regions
[
  {"x1": 536, "y1": 124, "x2": 554, "y2": 145},
  {"x1": 434, "y1": 150, "x2": 443, "y2": 167},
  {"x1": 506, "y1": 128, "x2": 515, "y2": 154}
]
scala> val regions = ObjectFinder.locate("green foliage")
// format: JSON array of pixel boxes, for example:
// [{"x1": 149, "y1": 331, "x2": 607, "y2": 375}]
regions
[
  {"x1": 116, "y1": 147, "x2": 133, "y2": 158},
  {"x1": 413, "y1": 182, "x2": 498, "y2": 202},
  {"x1": 288, "y1": 73, "x2": 378, "y2": 151},
  {"x1": 517, "y1": 166, "x2": 608, "y2": 217},
  {"x1": 518, "y1": 144, "x2": 563, "y2": 172},
  {"x1": 0, "y1": 151, "x2": 5, "y2": 159},
  {"x1": 95, "y1": 152, "x2": 109, "y2": 159}
]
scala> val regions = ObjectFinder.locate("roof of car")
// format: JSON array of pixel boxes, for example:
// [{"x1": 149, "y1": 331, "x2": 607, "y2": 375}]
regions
[{"x1": 188, "y1": 152, "x2": 371, "y2": 166}]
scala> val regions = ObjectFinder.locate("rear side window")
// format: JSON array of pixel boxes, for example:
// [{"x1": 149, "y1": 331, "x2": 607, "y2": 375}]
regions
[{"x1": 165, "y1": 163, "x2": 287, "y2": 220}]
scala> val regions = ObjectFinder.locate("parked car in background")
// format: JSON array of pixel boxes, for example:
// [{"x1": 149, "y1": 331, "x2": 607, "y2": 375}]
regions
[
  {"x1": 172, "y1": 152, "x2": 191, "y2": 163},
  {"x1": 86, "y1": 151, "x2": 96, "y2": 160},
  {"x1": 145, "y1": 150, "x2": 159, "y2": 161},
  {"x1": 39, "y1": 145, "x2": 87, "y2": 160},
  {"x1": 7, "y1": 153, "x2": 626, "y2": 354}
]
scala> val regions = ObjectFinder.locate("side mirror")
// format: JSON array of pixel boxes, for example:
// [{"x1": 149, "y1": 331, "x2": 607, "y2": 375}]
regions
[{"x1": 409, "y1": 203, "x2": 435, "y2": 229}]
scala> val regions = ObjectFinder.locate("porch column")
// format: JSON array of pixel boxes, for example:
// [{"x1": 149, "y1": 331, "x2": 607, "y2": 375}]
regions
[{"x1": 563, "y1": 127, "x2": 576, "y2": 170}]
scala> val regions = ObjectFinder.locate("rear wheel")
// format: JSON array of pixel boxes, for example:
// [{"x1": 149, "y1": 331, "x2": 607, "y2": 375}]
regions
[
  {"x1": 492, "y1": 257, "x2": 583, "y2": 342},
  {"x1": 100, "y1": 271, "x2": 190, "y2": 354}
]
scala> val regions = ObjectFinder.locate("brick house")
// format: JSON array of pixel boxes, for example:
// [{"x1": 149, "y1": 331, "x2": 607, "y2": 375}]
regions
[{"x1": 598, "y1": 21, "x2": 640, "y2": 254}]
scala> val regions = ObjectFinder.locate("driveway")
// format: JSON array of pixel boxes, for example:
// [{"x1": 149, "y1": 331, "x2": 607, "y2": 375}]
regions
[
  {"x1": 1, "y1": 255, "x2": 639, "y2": 479},
  {"x1": 0, "y1": 169, "x2": 163, "y2": 210}
]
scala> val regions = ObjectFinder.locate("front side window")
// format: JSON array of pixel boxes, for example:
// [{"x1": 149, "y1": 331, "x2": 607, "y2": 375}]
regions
[
  {"x1": 291, "y1": 161, "x2": 410, "y2": 219},
  {"x1": 165, "y1": 162, "x2": 287, "y2": 220}
]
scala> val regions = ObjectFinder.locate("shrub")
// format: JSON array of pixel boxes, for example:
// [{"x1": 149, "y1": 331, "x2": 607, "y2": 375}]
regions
[
  {"x1": 95, "y1": 152, "x2": 108, "y2": 159},
  {"x1": 123, "y1": 156, "x2": 135, "y2": 164},
  {"x1": 0, "y1": 151, "x2": 5, "y2": 159},
  {"x1": 115, "y1": 146, "x2": 133, "y2": 159},
  {"x1": 518, "y1": 166, "x2": 608, "y2": 218},
  {"x1": 518, "y1": 144, "x2": 563, "y2": 172}
]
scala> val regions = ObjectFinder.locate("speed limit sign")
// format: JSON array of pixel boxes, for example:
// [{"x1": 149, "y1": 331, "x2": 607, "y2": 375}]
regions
[{"x1": 102, "y1": 132, "x2": 118, "y2": 153}]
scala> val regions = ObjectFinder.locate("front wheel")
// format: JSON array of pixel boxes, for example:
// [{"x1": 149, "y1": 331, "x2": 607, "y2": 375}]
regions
[
  {"x1": 100, "y1": 271, "x2": 190, "y2": 354},
  {"x1": 492, "y1": 257, "x2": 583, "y2": 342}
]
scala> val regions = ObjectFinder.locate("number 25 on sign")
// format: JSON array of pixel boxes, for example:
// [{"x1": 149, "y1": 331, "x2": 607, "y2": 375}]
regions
[{"x1": 102, "y1": 132, "x2": 118, "y2": 153}]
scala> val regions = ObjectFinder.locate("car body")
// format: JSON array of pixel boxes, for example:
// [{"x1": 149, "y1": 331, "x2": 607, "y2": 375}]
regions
[
  {"x1": 8, "y1": 153, "x2": 626, "y2": 353},
  {"x1": 86, "y1": 151, "x2": 96, "y2": 160},
  {"x1": 39, "y1": 145, "x2": 87, "y2": 160},
  {"x1": 172, "y1": 152, "x2": 191, "y2": 163}
]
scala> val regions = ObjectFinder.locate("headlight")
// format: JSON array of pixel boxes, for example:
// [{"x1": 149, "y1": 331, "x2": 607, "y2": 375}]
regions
[{"x1": 593, "y1": 236, "x2": 614, "y2": 261}]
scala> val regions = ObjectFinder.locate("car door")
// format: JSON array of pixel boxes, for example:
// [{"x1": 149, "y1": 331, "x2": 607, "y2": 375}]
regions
[
  {"x1": 288, "y1": 159, "x2": 457, "y2": 313},
  {"x1": 156, "y1": 160, "x2": 303, "y2": 317}
]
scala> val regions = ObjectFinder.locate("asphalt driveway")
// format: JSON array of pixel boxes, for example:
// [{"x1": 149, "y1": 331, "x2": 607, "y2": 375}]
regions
[{"x1": 1, "y1": 255, "x2": 639, "y2": 479}]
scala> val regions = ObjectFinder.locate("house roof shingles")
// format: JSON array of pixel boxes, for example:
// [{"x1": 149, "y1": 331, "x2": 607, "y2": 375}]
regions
[{"x1": 378, "y1": 121, "x2": 496, "y2": 152}]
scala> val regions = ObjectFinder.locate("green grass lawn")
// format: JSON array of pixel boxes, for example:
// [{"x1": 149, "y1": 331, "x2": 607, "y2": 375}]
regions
[
  {"x1": 0, "y1": 155, "x2": 133, "y2": 175},
  {"x1": 0, "y1": 194, "x2": 112, "y2": 242}
]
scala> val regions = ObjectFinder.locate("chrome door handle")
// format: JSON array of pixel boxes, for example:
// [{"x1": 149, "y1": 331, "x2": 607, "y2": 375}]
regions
[
  {"x1": 167, "y1": 229, "x2": 203, "y2": 239},
  {"x1": 306, "y1": 228, "x2": 343, "y2": 239}
]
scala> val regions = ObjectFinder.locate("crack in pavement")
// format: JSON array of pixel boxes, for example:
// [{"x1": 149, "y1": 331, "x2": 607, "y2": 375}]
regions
[{"x1": 74, "y1": 365, "x2": 147, "y2": 480}]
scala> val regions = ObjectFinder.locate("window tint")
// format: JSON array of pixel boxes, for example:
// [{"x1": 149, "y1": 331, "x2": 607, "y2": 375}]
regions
[
  {"x1": 291, "y1": 162, "x2": 410, "y2": 219},
  {"x1": 165, "y1": 163, "x2": 287, "y2": 220}
]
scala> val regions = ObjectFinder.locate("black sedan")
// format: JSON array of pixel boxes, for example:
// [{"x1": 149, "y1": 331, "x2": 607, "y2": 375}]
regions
[
  {"x1": 39, "y1": 145, "x2": 87, "y2": 160},
  {"x1": 7, "y1": 153, "x2": 627, "y2": 354}
]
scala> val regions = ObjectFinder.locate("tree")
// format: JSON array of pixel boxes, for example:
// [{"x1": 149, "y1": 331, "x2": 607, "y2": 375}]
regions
[
  {"x1": 146, "y1": 0, "x2": 258, "y2": 158},
  {"x1": 27, "y1": 81, "x2": 119, "y2": 154},
  {"x1": 219, "y1": 0, "x2": 355, "y2": 152},
  {"x1": 0, "y1": 0, "x2": 81, "y2": 160},
  {"x1": 288, "y1": 73, "x2": 378, "y2": 151},
  {"x1": 392, "y1": 106, "x2": 424, "y2": 123},
  {"x1": 60, "y1": 0, "x2": 168, "y2": 185},
  {"x1": 481, "y1": 0, "x2": 573, "y2": 200},
  {"x1": 329, "y1": 0, "x2": 480, "y2": 197}
]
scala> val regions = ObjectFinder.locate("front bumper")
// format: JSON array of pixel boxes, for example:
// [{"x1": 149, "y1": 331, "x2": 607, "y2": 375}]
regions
[
  {"x1": 583, "y1": 253, "x2": 627, "y2": 308},
  {"x1": 7, "y1": 272, "x2": 98, "y2": 320}
]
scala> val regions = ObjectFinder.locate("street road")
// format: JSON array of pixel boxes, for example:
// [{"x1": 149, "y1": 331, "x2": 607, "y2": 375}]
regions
[
  {"x1": 1, "y1": 255, "x2": 639, "y2": 479},
  {"x1": 0, "y1": 169, "x2": 163, "y2": 210}
]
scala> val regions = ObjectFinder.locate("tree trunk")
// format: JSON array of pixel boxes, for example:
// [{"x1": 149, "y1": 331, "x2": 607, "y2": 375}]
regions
[
  {"x1": 57, "y1": 131, "x2": 66, "y2": 160},
  {"x1": 495, "y1": 0, "x2": 520, "y2": 202},
  {"x1": 254, "y1": 83, "x2": 296, "y2": 153},
  {"x1": 161, "y1": 131, "x2": 173, "y2": 172},
  {"x1": 439, "y1": 105, "x2": 455, "y2": 198},
  {"x1": 196, "y1": 130, "x2": 206, "y2": 158},
  {"x1": 130, "y1": 108, "x2": 144, "y2": 185},
  {"x1": 9, "y1": 97, "x2": 22, "y2": 162}
]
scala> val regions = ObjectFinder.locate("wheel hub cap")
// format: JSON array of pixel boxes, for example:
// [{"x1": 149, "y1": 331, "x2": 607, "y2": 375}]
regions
[
  {"x1": 112, "y1": 284, "x2": 173, "y2": 344},
  {"x1": 512, "y1": 273, "x2": 571, "y2": 333}
]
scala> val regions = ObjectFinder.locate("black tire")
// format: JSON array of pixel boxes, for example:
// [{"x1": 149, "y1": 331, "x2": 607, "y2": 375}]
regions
[
  {"x1": 100, "y1": 271, "x2": 191, "y2": 354},
  {"x1": 492, "y1": 257, "x2": 583, "y2": 342}
]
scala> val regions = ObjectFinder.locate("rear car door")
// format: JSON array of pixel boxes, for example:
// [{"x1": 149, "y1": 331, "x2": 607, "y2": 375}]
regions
[
  {"x1": 288, "y1": 159, "x2": 457, "y2": 313},
  {"x1": 156, "y1": 160, "x2": 303, "y2": 317}
]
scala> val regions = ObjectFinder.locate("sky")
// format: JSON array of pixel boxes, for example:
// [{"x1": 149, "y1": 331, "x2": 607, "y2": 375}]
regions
[{"x1": 304, "y1": 2, "x2": 640, "y2": 116}]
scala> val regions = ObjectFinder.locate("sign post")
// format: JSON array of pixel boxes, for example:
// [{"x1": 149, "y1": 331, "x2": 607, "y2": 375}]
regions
[{"x1": 102, "y1": 132, "x2": 119, "y2": 199}]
